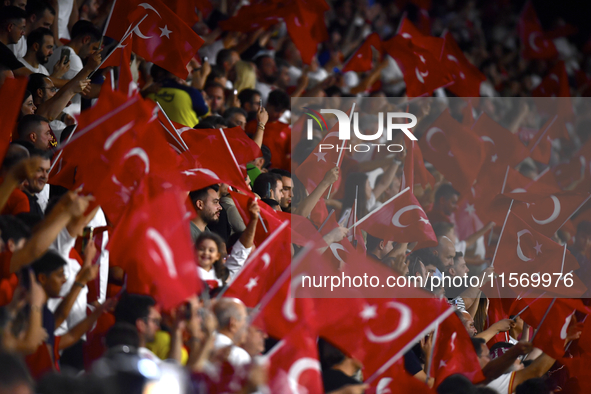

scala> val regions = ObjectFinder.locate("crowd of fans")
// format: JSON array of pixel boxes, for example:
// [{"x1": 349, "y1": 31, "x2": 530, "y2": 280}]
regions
[{"x1": 0, "y1": 0, "x2": 590, "y2": 393}]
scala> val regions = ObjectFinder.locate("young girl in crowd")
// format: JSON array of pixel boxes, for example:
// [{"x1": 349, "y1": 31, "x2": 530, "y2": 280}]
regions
[{"x1": 195, "y1": 233, "x2": 229, "y2": 290}]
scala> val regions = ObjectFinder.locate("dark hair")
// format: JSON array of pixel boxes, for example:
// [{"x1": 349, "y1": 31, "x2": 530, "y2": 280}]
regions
[
  {"x1": 1, "y1": 143, "x2": 29, "y2": 170},
  {"x1": 31, "y1": 250, "x2": 67, "y2": 278},
  {"x1": 252, "y1": 172, "x2": 281, "y2": 199},
  {"x1": 432, "y1": 221, "x2": 455, "y2": 238},
  {"x1": 26, "y1": 0, "x2": 56, "y2": 19},
  {"x1": 269, "y1": 168, "x2": 291, "y2": 178},
  {"x1": 26, "y1": 27, "x2": 53, "y2": 50},
  {"x1": 149, "y1": 64, "x2": 172, "y2": 81},
  {"x1": 222, "y1": 107, "x2": 247, "y2": 125},
  {"x1": 366, "y1": 233, "x2": 383, "y2": 253},
  {"x1": 0, "y1": 352, "x2": 33, "y2": 390},
  {"x1": 17, "y1": 114, "x2": 49, "y2": 141},
  {"x1": 27, "y1": 146, "x2": 51, "y2": 159},
  {"x1": 0, "y1": 215, "x2": 30, "y2": 244},
  {"x1": 267, "y1": 89, "x2": 290, "y2": 112},
  {"x1": 434, "y1": 184, "x2": 460, "y2": 205},
  {"x1": 260, "y1": 144, "x2": 271, "y2": 168},
  {"x1": 15, "y1": 212, "x2": 43, "y2": 229},
  {"x1": 318, "y1": 338, "x2": 346, "y2": 370},
  {"x1": 70, "y1": 20, "x2": 101, "y2": 42},
  {"x1": 21, "y1": 89, "x2": 32, "y2": 104},
  {"x1": 105, "y1": 322, "x2": 140, "y2": 349},
  {"x1": 0, "y1": 6, "x2": 27, "y2": 29},
  {"x1": 205, "y1": 65, "x2": 226, "y2": 85},
  {"x1": 237, "y1": 89, "x2": 261, "y2": 109},
  {"x1": 204, "y1": 81, "x2": 225, "y2": 93},
  {"x1": 410, "y1": 248, "x2": 441, "y2": 270},
  {"x1": 113, "y1": 293, "x2": 156, "y2": 325},
  {"x1": 195, "y1": 115, "x2": 227, "y2": 129},
  {"x1": 437, "y1": 374, "x2": 476, "y2": 394},
  {"x1": 195, "y1": 232, "x2": 228, "y2": 284},
  {"x1": 342, "y1": 172, "x2": 369, "y2": 220},
  {"x1": 189, "y1": 184, "x2": 220, "y2": 208},
  {"x1": 453, "y1": 251, "x2": 464, "y2": 263},
  {"x1": 26, "y1": 72, "x2": 49, "y2": 96},
  {"x1": 471, "y1": 337, "x2": 486, "y2": 357},
  {"x1": 216, "y1": 49, "x2": 235, "y2": 69},
  {"x1": 261, "y1": 198, "x2": 280, "y2": 209},
  {"x1": 255, "y1": 55, "x2": 273, "y2": 70}
]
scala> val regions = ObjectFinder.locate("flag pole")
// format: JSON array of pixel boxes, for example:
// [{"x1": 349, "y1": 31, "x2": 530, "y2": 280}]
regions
[
  {"x1": 216, "y1": 220, "x2": 289, "y2": 300},
  {"x1": 254, "y1": 196, "x2": 268, "y2": 233},
  {"x1": 490, "y1": 165, "x2": 512, "y2": 247},
  {"x1": 317, "y1": 209, "x2": 335, "y2": 233},
  {"x1": 512, "y1": 292, "x2": 547, "y2": 319},
  {"x1": 349, "y1": 186, "x2": 410, "y2": 231},
  {"x1": 529, "y1": 115, "x2": 557, "y2": 153},
  {"x1": 526, "y1": 298, "x2": 557, "y2": 355},
  {"x1": 489, "y1": 199, "x2": 514, "y2": 268},
  {"x1": 326, "y1": 102, "x2": 356, "y2": 199},
  {"x1": 156, "y1": 102, "x2": 189, "y2": 151},
  {"x1": 352, "y1": 185, "x2": 359, "y2": 248},
  {"x1": 89, "y1": 15, "x2": 148, "y2": 79},
  {"x1": 101, "y1": 0, "x2": 117, "y2": 39},
  {"x1": 424, "y1": 325, "x2": 439, "y2": 384}
]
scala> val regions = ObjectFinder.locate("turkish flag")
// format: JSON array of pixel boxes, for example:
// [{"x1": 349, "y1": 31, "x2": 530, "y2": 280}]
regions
[
  {"x1": 419, "y1": 109, "x2": 486, "y2": 193},
  {"x1": 104, "y1": 0, "x2": 204, "y2": 79},
  {"x1": 383, "y1": 34, "x2": 452, "y2": 97},
  {"x1": 217, "y1": 2, "x2": 281, "y2": 33},
  {"x1": 519, "y1": 1, "x2": 558, "y2": 60},
  {"x1": 229, "y1": 190, "x2": 285, "y2": 246},
  {"x1": 223, "y1": 220, "x2": 291, "y2": 308},
  {"x1": 532, "y1": 61, "x2": 570, "y2": 97},
  {"x1": 553, "y1": 138, "x2": 591, "y2": 190},
  {"x1": 472, "y1": 113, "x2": 528, "y2": 168},
  {"x1": 0, "y1": 77, "x2": 27, "y2": 161},
  {"x1": 342, "y1": 32, "x2": 383, "y2": 73},
  {"x1": 356, "y1": 187, "x2": 437, "y2": 248},
  {"x1": 441, "y1": 32, "x2": 486, "y2": 97},
  {"x1": 182, "y1": 128, "x2": 250, "y2": 192},
  {"x1": 509, "y1": 192, "x2": 591, "y2": 238},
  {"x1": 265, "y1": 324, "x2": 324, "y2": 394},
  {"x1": 365, "y1": 363, "x2": 435, "y2": 394},
  {"x1": 246, "y1": 120, "x2": 291, "y2": 171},
  {"x1": 397, "y1": 18, "x2": 443, "y2": 55},
  {"x1": 492, "y1": 212, "x2": 585, "y2": 297},
  {"x1": 561, "y1": 355, "x2": 591, "y2": 394},
  {"x1": 403, "y1": 141, "x2": 436, "y2": 191},
  {"x1": 430, "y1": 313, "x2": 486, "y2": 386},
  {"x1": 485, "y1": 296, "x2": 513, "y2": 346},
  {"x1": 108, "y1": 184, "x2": 200, "y2": 310},
  {"x1": 286, "y1": 212, "x2": 324, "y2": 247},
  {"x1": 283, "y1": 0, "x2": 328, "y2": 65},
  {"x1": 294, "y1": 120, "x2": 346, "y2": 197},
  {"x1": 509, "y1": 298, "x2": 590, "y2": 359}
]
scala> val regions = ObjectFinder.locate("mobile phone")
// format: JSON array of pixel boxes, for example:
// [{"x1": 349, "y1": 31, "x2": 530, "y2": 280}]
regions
[
  {"x1": 82, "y1": 226, "x2": 94, "y2": 251},
  {"x1": 60, "y1": 48, "x2": 70, "y2": 65},
  {"x1": 259, "y1": 98, "x2": 263, "y2": 108}
]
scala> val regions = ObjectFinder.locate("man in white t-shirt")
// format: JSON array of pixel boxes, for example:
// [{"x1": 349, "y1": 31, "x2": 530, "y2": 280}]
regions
[
  {"x1": 18, "y1": 28, "x2": 57, "y2": 75},
  {"x1": 46, "y1": 20, "x2": 101, "y2": 116}
]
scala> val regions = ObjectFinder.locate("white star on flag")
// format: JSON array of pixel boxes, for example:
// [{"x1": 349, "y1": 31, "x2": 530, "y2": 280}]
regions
[
  {"x1": 491, "y1": 154, "x2": 498, "y2": 163},
  {"x1": 464, "y1": 204, "x2": 475, "y2": 216},
  {"x1": 159, "y1": 25, "x2": 172, "y2": 38},
  {"x1": 245, "y1": 277, "x2": 259, "y2": 291},
  {"x1": 314, "y1": 152, "x2": 327, "y2": 162},
  {"x1": 533, "y1": 242, "x2": 542, "y2": 255},
  {"x1": 360, "y1": 304, "x2": 377, "y2": 321}
]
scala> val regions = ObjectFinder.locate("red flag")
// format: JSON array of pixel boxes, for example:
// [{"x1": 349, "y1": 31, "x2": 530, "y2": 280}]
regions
[
  {"x1": 356, "y1": 187, "x2": 437, "y2": 248},
  {"x1": 0, "y1": 77, "x2": 27, "y2": 161},
  {"x1": 342, "y1": 32, "x2": 383, "y2": 73},
  {"x1": 472, "y1": 112, "x2": 528, "y2": 168},
  {"x1": 182, "y1": 128, "x2": 250, "y2": 192},
  {"x1": 108, "y1": 184, "x2": 200, "y2": 310},
  {"x1": 509, "y1": 298, "x2": 590, "y2": 359},
  {"x1": 365, "y1": 363, "x2": 435, "y2": 394},
  {"x1": 104, "y1": 0, "x2": 204, "y2": 79},
  {"x1": 167, "y1": 0, "x2": 212, "y2": 26},
  {"x1": 383, "y1": 33, "x2": 452, "y2": 97},
  {"x1": 430, "y1": 313, "x2": 486, "y2": 386},
  {"x1": 492, "y1": 212, "x2": 585, "y2": 296},
  {"x1": 519, "y1": 1, "x2": 558, "y2": 59},
  {"x1": 532, "y1": 61, "x2": 570, "y2": 97},
  {"x1": 419, "y1": 109, "x2": 486, "y2": 193},
  {"x1": 245, "y1": 120, "x2": 291, "y2": 171},
  {"x1": 441, "y1": 31, "x2": 486, "y2": 97},
  {"x1": 295, "y1": 120, "x2": 345, "y2": 197},
  {"x1": 265, "y1": 325, "x2": 323, "y2": 394},
  {"x1": 229, "y1": 190, "x2": 284, "y2": 246},
  {"x1": 403, "y1": 141, "x2": 435, "y2": 191},
  {"x1": 283, "y1": 0, "x2": 329, "y2": 65},
  {"x1": 217, "y1": 2, "x2": 281, "y2": 33}
]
